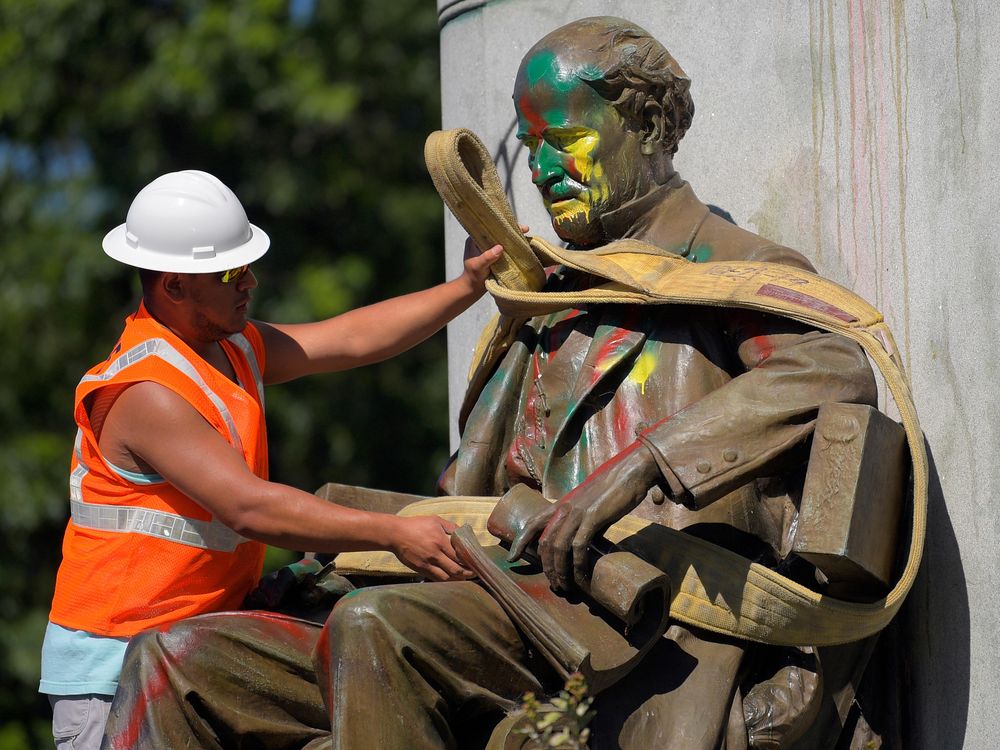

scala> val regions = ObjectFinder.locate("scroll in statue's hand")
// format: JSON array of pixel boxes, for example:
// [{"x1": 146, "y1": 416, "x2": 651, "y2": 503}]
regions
[{"x1": 512, "y1": 442, "x2": 658, "y2": 593}]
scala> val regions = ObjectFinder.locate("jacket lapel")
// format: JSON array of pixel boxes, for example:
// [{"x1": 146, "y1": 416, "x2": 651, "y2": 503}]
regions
[{"x1": 545, "y1": 309, "x2": 647, "y2": 475}]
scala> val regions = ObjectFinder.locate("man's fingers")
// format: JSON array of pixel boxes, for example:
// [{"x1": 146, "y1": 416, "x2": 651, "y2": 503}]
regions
[
  {"x1": 480, "y1": 245, "x2": 503, "y2": 265},
  {"x1": 463, "y1": 236, "x2": 481, "y2": 259},
  {"x1": 434, "y1": 542, "x2": 477, "y2": 581},
  {"x1": 401, "y1": 554, "x2": 468, "y2": 582},
  {"x1": 421, "y1": 564, "x2": 451, "y2": 582},
  {"x1": 463, "y1": 236, "x2": 502, "y2": 261}
]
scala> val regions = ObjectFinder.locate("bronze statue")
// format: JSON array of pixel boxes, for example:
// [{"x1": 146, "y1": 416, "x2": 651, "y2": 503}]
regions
[{"x1": 102, "y1": 17, "x2": 907, "y2": 749}]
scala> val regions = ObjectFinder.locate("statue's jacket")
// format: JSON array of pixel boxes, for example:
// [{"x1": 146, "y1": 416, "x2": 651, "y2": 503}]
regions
[{"x1": 443, "y1": 181, "x2": 878, "y2": 563}]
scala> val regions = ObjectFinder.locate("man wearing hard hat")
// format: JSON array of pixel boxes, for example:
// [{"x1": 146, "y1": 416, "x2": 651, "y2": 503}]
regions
[{"x1": 38, "y1": 170, "x2": 499, "y2": 750}]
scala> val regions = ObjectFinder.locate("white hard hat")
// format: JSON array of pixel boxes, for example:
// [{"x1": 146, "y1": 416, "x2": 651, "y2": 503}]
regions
[{"x1": 102, "y1": 170, "x2": 270, "y2": 273}]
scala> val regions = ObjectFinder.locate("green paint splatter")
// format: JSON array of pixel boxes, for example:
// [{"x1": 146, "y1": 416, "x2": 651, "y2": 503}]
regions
[
  {"x1": 525, "y1": 50, "x2": 562, "y2": 89},
  {"x1": 688, "y1": 245, "x2": 713, "y2": 263}
]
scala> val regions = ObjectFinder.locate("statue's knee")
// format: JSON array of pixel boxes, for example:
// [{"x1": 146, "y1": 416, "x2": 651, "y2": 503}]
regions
[
  {"x1": 123, "y1": 628, "x2": 161, "y2": 663},
  {"x1": 326, "y1": 588, "x2": 399, "y2": 638},
  {"x1": 132, "y1": 614, "x2": 234, "y2": 663},
  {"x1": 323, "y1": 586, "x2": 422, "y2": 644}
]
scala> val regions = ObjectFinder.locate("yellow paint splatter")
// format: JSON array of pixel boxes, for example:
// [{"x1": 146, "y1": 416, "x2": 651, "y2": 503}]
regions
[
  {"x1": 550, "y1": 199, "x2": 589, "y2": 221},
  {"x1": 630, "y1": 351, "x2": 657, "y2": 394},
  {"x1": 546, "y1": 130, "x2": 610, "y2": 228},
  {"x1": 565, "y1": 133, "x2": 599, "y2": 181}
]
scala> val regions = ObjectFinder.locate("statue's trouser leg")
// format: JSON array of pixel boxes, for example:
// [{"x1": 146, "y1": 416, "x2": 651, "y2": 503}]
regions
[
  {"x1": 102, "y1": 611, "x2": 328, "y2": 750},
  {"x1": 591, "y1": 623, "x2": 746, "y2": 749},
  {"x1": 318, "y1": 581, "x2": 549, "y2": 750},
  {"x1": 788, "y1": 634, "x2": 882, "y2": 750}
]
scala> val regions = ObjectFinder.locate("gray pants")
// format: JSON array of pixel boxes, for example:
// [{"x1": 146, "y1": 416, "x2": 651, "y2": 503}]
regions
[{"x1": 49, "y1": 694, "x2": 113, "y2": 750}]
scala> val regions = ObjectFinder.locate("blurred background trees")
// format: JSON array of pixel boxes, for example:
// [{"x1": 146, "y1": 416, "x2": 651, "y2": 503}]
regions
[{"x1": 0, "y1": 0, "x2": 449, "y2": 744}]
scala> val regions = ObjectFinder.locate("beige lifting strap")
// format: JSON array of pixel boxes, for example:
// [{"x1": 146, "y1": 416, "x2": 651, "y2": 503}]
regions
[{"x1": 346, "y1": 129, "x2": 927, "y2": 646}]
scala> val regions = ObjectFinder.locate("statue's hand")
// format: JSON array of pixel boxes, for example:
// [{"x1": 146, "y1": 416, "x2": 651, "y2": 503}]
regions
[
  {"x1": 506, "y1": 501, "x2": 557, "y2": 563},
  {"x1": 538, "y1": 443, "x2": 657, "y2": 593}
]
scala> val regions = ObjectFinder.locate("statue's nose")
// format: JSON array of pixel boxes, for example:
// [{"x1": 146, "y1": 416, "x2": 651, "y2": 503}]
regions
[{"x1": 531, "y1": 142, "x2": 564, "y2": 189}]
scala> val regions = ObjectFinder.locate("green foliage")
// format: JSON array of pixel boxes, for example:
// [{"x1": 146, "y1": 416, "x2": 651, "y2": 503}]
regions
[
  {"x1": 0, "y1": 0, "x2": 446, "y2": 744},
  {"x1": 518, "y1": 672, "x2": 596, "y2": 749}
]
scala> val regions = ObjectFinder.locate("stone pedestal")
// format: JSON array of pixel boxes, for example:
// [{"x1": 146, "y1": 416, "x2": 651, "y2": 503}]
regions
[{"x1": 438, "y1": 2, "x2": 999, "y2": 747}]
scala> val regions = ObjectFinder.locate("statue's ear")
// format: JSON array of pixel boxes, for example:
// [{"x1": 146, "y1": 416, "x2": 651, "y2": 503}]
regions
[{"x1": 639, "y1": 98, "x2": 666, "y2": 155}]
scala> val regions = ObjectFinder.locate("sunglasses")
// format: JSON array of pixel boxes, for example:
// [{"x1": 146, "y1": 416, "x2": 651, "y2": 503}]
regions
[{"x1": 220, "y1": 264, "x2": 250, "y2": 284}]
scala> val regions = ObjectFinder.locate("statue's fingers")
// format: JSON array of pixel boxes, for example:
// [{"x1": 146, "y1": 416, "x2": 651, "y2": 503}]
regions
[
  {"x1": 506, "y1": 533, "x2": 528, "y2": 562},
  {"x1": 545, "y1": 518, "x2": 576, "y2": 592},
  {"x1": 507, "y1": 509, "x2": 551, "y2": 561},
  {"x1": 571, "y1": 530, "x2": 592, "y2": 593},
  {"x1": 538, "y1": 509, "x2": 570, "y2": 590}
]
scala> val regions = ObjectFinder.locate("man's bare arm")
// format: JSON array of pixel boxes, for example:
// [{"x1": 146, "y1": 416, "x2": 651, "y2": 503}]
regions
[
  {"x1": 104, "y1": 382, "x2": 470, "y2": 581},
  {"x1": 257, "y1": 244, "x2": 501, "y2": 384}
]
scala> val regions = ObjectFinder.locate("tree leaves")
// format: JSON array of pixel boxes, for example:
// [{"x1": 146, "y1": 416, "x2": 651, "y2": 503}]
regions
[{"x1": 0, "y1": 1, "x2": 446, "y2": 744}]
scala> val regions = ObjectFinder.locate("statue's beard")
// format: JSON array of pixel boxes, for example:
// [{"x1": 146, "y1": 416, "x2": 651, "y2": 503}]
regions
[
  {"x1": 545, "y1": 188, "x2": 610, "y2": 248},
  {"x1": 551, "y1": 211, "x2": 606, "y2": 248}
]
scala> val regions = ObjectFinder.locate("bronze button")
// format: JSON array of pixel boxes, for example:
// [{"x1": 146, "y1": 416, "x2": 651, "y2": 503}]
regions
[
  {"x1": 696, "y1": 460, "x2": 711, "y2": 474},
  {"x1": 723, "y1": 449, "x2": 738, "y2": 463}
]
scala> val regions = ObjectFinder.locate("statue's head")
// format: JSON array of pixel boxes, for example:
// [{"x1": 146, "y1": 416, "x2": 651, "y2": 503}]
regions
[{"x1": 513, "y1": 16, "x2": 694, "y2": 246}]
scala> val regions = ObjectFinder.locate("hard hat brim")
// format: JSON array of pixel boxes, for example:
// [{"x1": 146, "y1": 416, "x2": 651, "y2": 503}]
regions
[{"x1": 102, "y1": 223, "x2": 271, "y2": 273}]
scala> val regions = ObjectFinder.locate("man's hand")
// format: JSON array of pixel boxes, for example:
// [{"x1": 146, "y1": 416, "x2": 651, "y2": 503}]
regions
[
  {"x1": 511, "y1": 442, "x2": 658, "y2": 593},
  {"x1": 387, "y1": 515, "x2": 475, "y2": 582},
  {"x1": 461, "y1": 239, "x2": 503, "y2": 293},
  {"x1": 461, "y1": 225, "x2": 529, "y2": 294}
]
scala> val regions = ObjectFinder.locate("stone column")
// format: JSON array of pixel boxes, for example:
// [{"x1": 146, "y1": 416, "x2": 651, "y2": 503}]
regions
[{"x1": 438, "y1": 2, "x2": 998, "y2": 747}]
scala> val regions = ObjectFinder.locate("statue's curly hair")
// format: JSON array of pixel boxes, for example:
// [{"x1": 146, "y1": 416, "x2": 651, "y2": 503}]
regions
[{"x1": 574, "y1": 18, "x2": 695, "y2": 156}]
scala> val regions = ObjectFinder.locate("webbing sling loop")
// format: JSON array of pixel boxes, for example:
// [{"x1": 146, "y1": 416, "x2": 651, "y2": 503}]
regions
[{"x1": 397, "y1": 129, "x2": 924, "y2": 647}]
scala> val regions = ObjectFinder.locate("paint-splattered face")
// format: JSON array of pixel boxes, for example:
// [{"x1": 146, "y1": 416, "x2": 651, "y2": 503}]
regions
[{"x1": 514, "y1": 50, "x2": 647, "y2": 247}]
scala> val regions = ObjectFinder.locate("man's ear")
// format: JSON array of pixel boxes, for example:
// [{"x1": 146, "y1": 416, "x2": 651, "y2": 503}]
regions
[{"x1": 161, "y1": 272, "x2": 186, "y2": 303}]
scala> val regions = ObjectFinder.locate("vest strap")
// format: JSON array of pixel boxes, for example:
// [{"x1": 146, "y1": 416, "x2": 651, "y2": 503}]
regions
[{"x1": 80, "y1": 337, "x2": 243, "y2": 452}]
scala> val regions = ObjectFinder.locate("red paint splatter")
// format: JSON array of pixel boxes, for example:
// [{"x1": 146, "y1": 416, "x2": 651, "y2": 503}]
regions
[
  {"x1": 732, "y1": 313, "x2": 776, "y2": 367},
  {"x1": 107, "y1": 655, "x2": 171, "y2": 749},
  {"x1": 588, "y1": 327, "x2": 634, "y2": 388},
  {"x1": 613, "y1": 398, "x2": 632, "y2": 443},
  {"x1": 517, "y1": 92, "x2": 547, "y2": 140}
]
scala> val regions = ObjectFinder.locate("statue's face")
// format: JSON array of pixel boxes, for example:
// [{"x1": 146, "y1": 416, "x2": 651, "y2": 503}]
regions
[{"x1": 514, "y1": 50, "x2": 646, "y2": 247}]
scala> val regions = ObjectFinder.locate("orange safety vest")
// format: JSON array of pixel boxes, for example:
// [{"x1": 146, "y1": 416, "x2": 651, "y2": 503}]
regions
[{"x1": 49, "y1": 302, "x2": 268, "y2": 637}]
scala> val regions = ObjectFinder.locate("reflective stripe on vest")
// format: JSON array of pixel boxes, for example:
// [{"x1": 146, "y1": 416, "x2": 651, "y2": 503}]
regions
[
  {"x1": 228, "y1": 332, "x2": 265, "y2": 408},
  {"x1": 69, "y1": 496, "x2": 246, "y2": 551},
  {"x1": 70, "y1": 337, "x2": 255, "y2": 552},
  {"x1": 79, "y1": 338, "x2": 244, "y2": 452}
]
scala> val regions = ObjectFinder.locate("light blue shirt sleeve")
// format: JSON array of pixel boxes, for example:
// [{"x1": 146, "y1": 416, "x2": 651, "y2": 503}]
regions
[{"x1": 40, "y1": 622, "x2": 129, "y2": 696}]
